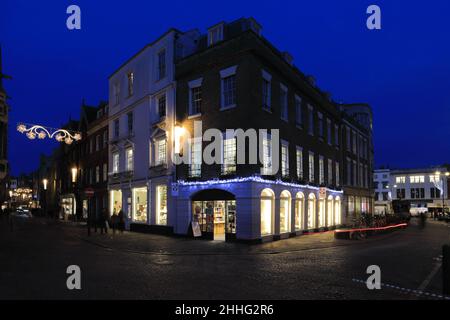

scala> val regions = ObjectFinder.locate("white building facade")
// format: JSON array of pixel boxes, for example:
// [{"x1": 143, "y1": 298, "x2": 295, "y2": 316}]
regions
[
  {"x1": 107, "y1": 29, "x2": 199, "y2": 233},
  {"x1": 373, "y1": 168, "x2": 392, "y2": 214}
]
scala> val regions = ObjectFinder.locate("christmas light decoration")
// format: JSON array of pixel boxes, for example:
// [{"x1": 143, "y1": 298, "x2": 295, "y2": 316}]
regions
[
  {"x1": 177, "y1": 176, "x2": 344, "y2": 194},
  {"x1": 17, "y1": 123, "x2": 82, "y2": 145}
]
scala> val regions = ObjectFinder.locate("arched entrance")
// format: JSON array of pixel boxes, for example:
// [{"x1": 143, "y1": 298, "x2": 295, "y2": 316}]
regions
[
  {"x1": 307, "y1": 193, "x2": 316, "y2": 229},
  {"x1": 327, "y1": 195, "x2": 334, "y2": 227},
  {"x1": 191, "y1": 189, "x2": 236, "y2": 241}
]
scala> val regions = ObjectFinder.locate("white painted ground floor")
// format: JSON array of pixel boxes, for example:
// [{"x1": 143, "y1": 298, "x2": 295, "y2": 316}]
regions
[{"x1": 108, "y1": 176, "x2": 353, "y2": 242}]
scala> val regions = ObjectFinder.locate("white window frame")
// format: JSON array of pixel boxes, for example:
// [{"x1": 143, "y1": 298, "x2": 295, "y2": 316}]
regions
[
  {"x1": 262, "y1": 70, "x2": 272, "y2": 111},
  {"x1": 125, "y1": 147, "x2": 134, "y2": 172},
  {"x1": 319, "y1": 156, "x2": 325, "y2": 184},
  {"x1": 295, "y1": 95, "x2": 302, "y2": 127},
  {"x1": 220, "y1": 65, "x2": 238, "y2": 110},
  {"x1": 207, "y1": 23, "x2": 224, "y2": 46},
  {"x1": 296, "y1": 146, "x2": 303, "y2": 180},
  {"x1": 309, "y1": 152, "x2": 315, "y2": 183},
  {"x1": 281, "y1": 140, "x2": 289, "y2": 178},
  {"x1": 112, "y1": 152, "x2": 120, "y2": 174},
  {"x1": 188, "y1": 78, "x2": 203, "y2": 117}
]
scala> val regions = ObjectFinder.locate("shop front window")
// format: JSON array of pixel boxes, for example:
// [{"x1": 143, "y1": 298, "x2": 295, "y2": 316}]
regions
[
  {"x1": 327, "y1": 196, "x2": 334, "y2": 227},
  {"x1": 192, "y1": 200, "x2": 236, "y2": 239},
  {"x1": 110, "y1": 190, "x2": 122, "y2": 216},
  {"x1": 280, "y1": 190, "x2": 291, "y2": 233},
  {"x1": 335, "y1": 196, "x2": 341, "y2": 225},
  {"x1": 156, "y1": 185, "x2": 168, "y2": 225},
  {"x1": 318, "y1": 199, "x2": 326, "y2": 228},
  {"x1": 261, "y1": 188, "x2": 274, "y2": 236},
  {"x1": 132, "y1": 187, "x2": 147, "y2": 223},
  {"x1": 308, "y1": 193, "x2": 316, "y2": 229},
  {"x1": 295, "y1": 192, "x2": 304, "y2": 231}
]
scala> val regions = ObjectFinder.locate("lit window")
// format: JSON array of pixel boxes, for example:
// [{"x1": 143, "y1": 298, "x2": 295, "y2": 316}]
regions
[
  {"x1": 222, "y1": 137, "x2": 236, "y2": 175},
  {"x1": 281, "y1": 143, "x2": 289, "y2": 178},
  {"x1": 296, "y1": 147, "x2": 303, "y2": 180},
  {"x1": 410, "y1": 175, "x2": 425, "y2": 183},
  {"x1": 189, "y1": 138, "x2": 202, "y2": 178},
  {"x1": 112, "y1": 152, "x2": 119, "y2": 173},
  {"x1": 155, "y1": 138, "x2": 167, "y2": 166},
  {"x1": 280, "y1": 191, "x2": 291, "y2": 233},
  {"x1": 295, "y1": 192, "x2": 304, "y2": 231},
  {"x1": 429, "y1": 175, "x2": 440, "y2": 183},
  {"x1": 156, "y1": 185, "x2": 168, "y2": 225},
  {"x1": 262, "y1": 136, "x2": 272, "y2": 175},
  {"x1": 395, "y1": 176, "x2": 406, "y2": 184},
  {"x1": 319, "y1": 156, "x2": 324, "y2": 184},
  {"x1": 261, "y1": 189, "x2": 274, "y2": 236},
  {"x1": 309, "y1": 152, "x2": 315, "y2": 182},
  {"x1": 132, "y1": 187, "x2": 147, "y2": 223},
  {"x1": 126, "y1": 148, "x2": 134, "y2": 172},
  {"x1": 307, "y1": 193, "x2": 316, "y2": 229}
]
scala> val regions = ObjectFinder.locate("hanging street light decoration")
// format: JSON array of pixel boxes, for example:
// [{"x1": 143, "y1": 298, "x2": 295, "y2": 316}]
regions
[{"x1": 17, "y1": 123, "x2": 82, "y2": 145}]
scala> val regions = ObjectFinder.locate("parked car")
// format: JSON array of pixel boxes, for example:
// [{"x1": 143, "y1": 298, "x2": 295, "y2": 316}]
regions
[{"x1": 13, "y1": 208, "x2": 33, "y2": 218}]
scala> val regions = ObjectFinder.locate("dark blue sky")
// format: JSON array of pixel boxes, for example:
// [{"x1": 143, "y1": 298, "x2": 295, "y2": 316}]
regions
[{"x1": 2, "y1": 0, "x2": 450, "y2": 176}]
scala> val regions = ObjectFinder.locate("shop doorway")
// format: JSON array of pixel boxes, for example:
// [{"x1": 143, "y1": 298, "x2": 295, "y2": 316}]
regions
[{"x1": 191, "y1": 189, "x2": 236, "y2": 242}]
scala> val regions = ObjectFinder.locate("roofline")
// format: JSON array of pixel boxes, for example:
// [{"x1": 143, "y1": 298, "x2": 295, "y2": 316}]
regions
[{"x1": 108, "y1": 28, "x2": 181, "y2": 79}]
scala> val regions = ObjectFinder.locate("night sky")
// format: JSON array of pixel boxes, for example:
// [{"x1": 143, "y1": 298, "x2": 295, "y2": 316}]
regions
[{"x1": 2, "y1": 0, "x2": 450, "y2": 176}]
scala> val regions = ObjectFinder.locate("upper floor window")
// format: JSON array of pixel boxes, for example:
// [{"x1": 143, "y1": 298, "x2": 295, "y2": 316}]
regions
[
  {"x1": 158, "y1": 49, "x2": 166, "y2": 80},
  {"x1": 220, "y1": 65, "x2": 237, "y2": 110},
  {"x1": 296, "y1": 147, "x2": 303, "y2": 180},
  {"x1": 188, "y1": 78, "x2": 203, "y2": 116},
  {"x1": 127, "y1": 112, "x2": 134, "y2": 134},
  {"x1": 318, "y1": 112, "x2": 324, "y2": 139},
  {"x1": 319, "y1": 156, "x2": 325, "y2": 184},
  {"x1": 222, "y1": 136, "x2": 237, "y2": 175},
  {"x1": 335, "y1": 162, "x2": 340, "y2": 186},
  {"x1": 262, "y1": 136, "x2": 273, "y2": 175},
  {"x1": 113, "y1": 82, "x2": 120, "y2": 105},
  {"x1": 410, "y1": 175, "x2": 425, "y2": 183},
  {"x1": 327, "y1": 159, "x2": 333, "y2": 185},
  {"x1": 103, "y1": 131, "x2": 108, "y2": 148},
  {"x1": 327, "y1": 119, "x2": 332, "y2": 145},
  {"x1": 125, "y1": 148, "x2": 134, "y2": 172},
  {"x1": 280, "y1": 84, "x2": 288, "y2": 121},
  {"x1": 281, "y1": 142, "x2": 289, "y2": 178},
  {"x1": 155, "y1": 138, "x2": 167, "y2": 166},
  {"x1": 308, "y1": 152, "x2": 315, "y2": 182},
  {"x1": 295, "y1": 95, "x2": 302, "y2": 127},
  {"x1": 158, "y1": 94, "x2": 166, "y2": 119},
  {"x1": 96, "y1": 135, "x2": 101, "y2": 152},
  {"x1": 114, "y1": 119, "x2": 120, "y2": 138},
  {"x1": 334, "y1": 124, "x2": 339, "y2": 147},
  {"x1": 262, "y1": 70, "x2": 271, "y2": 111},
  {"x1": 207, "y1": 24, "x2": 224, "y2": 46},
  {"x1": 127, "y1": 72, "x2": 134, "y2": 97},
  {"x1": 352, "y1": 131, "x2": 357, "y2": 154},
  {"x1": 189, "y1": 138, "x2": 202, "y2": 178},
  {"x1": 308, "y1": 105, "x2": 314, "y2": 136},
  {"x1": 429, "y1": 174, "x2": 440, "y2": 183},
  {"x1": 395, "y1": 176, "x2": 406, "y2": 184},
  {"x1": 112, "y1": 152, "x2": 120, "y2": 173}
]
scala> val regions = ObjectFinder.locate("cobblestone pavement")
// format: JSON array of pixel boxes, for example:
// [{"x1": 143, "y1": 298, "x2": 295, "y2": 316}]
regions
[{"x1": 0, "y1": 216, "x2": 449, "y2": 300}]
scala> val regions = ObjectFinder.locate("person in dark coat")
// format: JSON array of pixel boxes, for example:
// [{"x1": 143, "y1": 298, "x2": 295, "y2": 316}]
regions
[
  {"x1": 100, "y1": 208, "x2": 109, "y2": 234},
  {"x1": 111, "y1": 210, "x2": 118, "y2": 235},
  {"x1": 118, "y1": 209, "x2": 125, "y2": 234}
]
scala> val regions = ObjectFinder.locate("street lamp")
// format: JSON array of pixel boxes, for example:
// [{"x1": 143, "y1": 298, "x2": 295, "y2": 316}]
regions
[
  {"x1": 71, "y1": 167, "x2": 78, "y2": 183},
  {"x1": 42, "y1": 179, "x2": 48, "y2": 191}
]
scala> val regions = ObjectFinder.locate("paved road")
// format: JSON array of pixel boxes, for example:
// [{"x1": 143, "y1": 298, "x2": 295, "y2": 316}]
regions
[{"x1": 0, "y1": 215, "x2": 449, "y2": 300}]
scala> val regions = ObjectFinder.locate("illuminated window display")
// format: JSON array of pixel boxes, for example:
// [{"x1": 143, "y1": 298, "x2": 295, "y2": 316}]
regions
[
  {"x1": 280, "y1": 190, "x2": 291, "y2": 233},
  {"x1": 110, "y1": 190, "x2": 122, "y2": 216},
  {"x1": 308, "y1": 193, "x2": 316, "y2": 229},
  {"x1": 327, "y1": 196, "x2": 334, "y2": 227},
  {"x1": 156, "y1": 185, "x2": 168, "y2": 225},
  {"x1": 261, "y1": 188, "x2": 274, "y2": 236},
  {"x1": 334, "y1": 196, "x2": 341, "y2": 225},
  {"x1": 318, "y1": 199, "x2": 325, "y2": 227},
  {"x1": 295, "y1": 192, "x2": 304, "y2": 231},
  {"x1": 192, "y1": 200, "x2": 236, "y2": 240},
  {"x1": 132, "y1": 187, "x2": 147, "y2": 223}
]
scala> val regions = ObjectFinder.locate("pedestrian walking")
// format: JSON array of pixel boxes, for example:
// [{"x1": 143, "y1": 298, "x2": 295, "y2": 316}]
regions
[
  {"x1": 100, "y1": 208, "x2": 109, "y2": 235},
  {"x1": 118, "y1": 209, "x2": 125, "y2": 234},
  {"x1": 111, "y1": 210, "x2": 118, "y2": 235}
]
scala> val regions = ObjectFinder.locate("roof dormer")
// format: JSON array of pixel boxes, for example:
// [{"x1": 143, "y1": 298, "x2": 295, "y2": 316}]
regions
[{"x1": 207, "y1": 22, "x2": 225, "y2": 47}]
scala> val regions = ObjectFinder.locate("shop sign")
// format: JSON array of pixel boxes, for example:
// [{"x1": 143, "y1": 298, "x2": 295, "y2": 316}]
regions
[
  {"x1": 191, "y1": 221, "x2": 202, "y2": 238},
  {"x1": 319, "y1": 187, "x2": 327, "y2": 199},
  {"x1": 85, "y1": 188, "x2": 95, "y2": 198}
]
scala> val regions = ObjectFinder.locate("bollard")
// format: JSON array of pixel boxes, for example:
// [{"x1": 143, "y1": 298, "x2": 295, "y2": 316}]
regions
[{"x1": 443, "y1": 244, "x2": 450, "y2": 296}]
